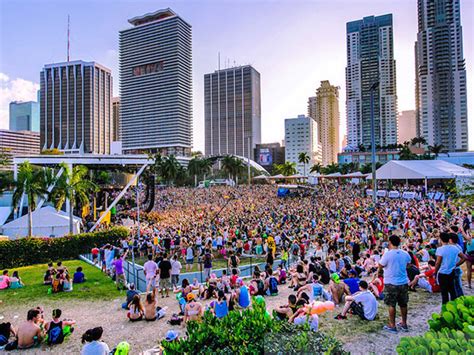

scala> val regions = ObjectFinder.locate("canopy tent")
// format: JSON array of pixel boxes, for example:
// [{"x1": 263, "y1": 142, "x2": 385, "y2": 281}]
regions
[
  {"x1": 253, "y1": 174, "x2": 269, "y2": 180},
  {"x1": 268, "y1": 174, "x2": 285, "y2": 179},
  {"x1": 288, "y1": 174, "x2": 304, "y2": 179},
  {"x1": 367, "y1": 160, "x2": 474, "y2": 180},
  {"x1": 1, "y1": 206, "x2": 82, "y2": 239}
]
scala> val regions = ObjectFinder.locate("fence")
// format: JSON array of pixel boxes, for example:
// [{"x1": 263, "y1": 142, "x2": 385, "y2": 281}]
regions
[{"x1": 81, "y1": 253, "x2": 281, "y2": 293}]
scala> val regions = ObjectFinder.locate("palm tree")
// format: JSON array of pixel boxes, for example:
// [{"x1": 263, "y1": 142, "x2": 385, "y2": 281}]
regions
[
  {"x1": 322, "y1": 163, "x2": 339, "y2": 175},
  {"x1": 399, "y1": 142, "x2": 416, "y2": 160},
  {"x1": 221, "y1": 155, "x2": 236, "y2": 180},
  {"x1": 188, "y1": 157, "x2": 202, "y2": 187},
  {"x1": 275, "y1": 162, "x2": 297, "y2": 176},
  {"x1": 51, "y1": 164, "x2": 98, "y2": 234},
  {"x1": 428, "y1": 144, "x2": 444, "y2": 159},
  {"x1": 161, "y1": 155, "x2": 180, "y2": 185},
  {"x1": 298, "y1": 152, "x2": 310, "y2": 177},
  {"x1": 11, "y1": 161, "x2": 50, "y2": 237},
  {"x1": 310, "y1": 162, "x2": 322, "y2": 174},
  {"x1": 358, "y1": 144, "x2": 366, "y2": 152},
  {"x1": 411, "y1": 136, "x2": 427, "y2": 148},
  {"x1": 200, "y1": 158, "x2": 213, "y2": 181}
]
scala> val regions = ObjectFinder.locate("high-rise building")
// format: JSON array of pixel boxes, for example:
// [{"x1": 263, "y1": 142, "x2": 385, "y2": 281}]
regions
[
  {"x1": 112, "y1": 97, "x2": 120, "y2": 142},
  {"x1": 415, "y1": 0, "x2": 468, "y2": 151},
  {"x1": 398, "y1": 110, "x2": 417, "y2": 144},
  {"x1": 120, "y1": 8, "x2": 192, "y2": 156},
  {"x1": 204, "y1": 65, "x2": 261, "y2": 159},
  {"x1": 346, "y1": 14, "x2": 398, "y2": 149},
  {"x1": 284, "y1": 115, "x2": 321, "y2": 175},
  {"x1": 40, "y1": 60, "x2": 113, "y2": 154},
  {"x1": 315, "y1": 81, "x2": 340, "y2": 166},
  {"x1": 9, "y1": 101, "x2": 40, "y2": 132},
  {"x1": 0, "y1": 130, "x2": 40, "y2": 170},
  {"x1": 307, "y1": 96, "x2": 319, "y2": 142}
]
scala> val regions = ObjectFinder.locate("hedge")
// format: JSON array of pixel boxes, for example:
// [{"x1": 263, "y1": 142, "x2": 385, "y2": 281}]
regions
[{"x1": 0, "y1": 227, "x2": 129, "y2": 268}]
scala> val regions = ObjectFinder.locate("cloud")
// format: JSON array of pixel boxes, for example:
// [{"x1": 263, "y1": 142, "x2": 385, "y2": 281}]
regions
[{"x1": 0, "y1": 73, "x2": 40, "y2": 129}]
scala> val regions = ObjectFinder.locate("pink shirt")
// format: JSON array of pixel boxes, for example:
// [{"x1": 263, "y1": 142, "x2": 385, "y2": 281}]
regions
[{"x1": 0, "y1": 275, "x2": 10, "y2": 289}]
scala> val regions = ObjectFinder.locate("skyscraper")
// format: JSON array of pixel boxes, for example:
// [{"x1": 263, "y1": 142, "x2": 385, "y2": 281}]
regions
[
  {"x1": 9, "y1": 101, "x2": 40, "y2": 132},
  {"x1": 120, "y1": 8, "x2": 192, "y2": 156},
  {"x1": 204, "y1": 65, "x2": 261, "y2": 159},
  {"x1": 112, "y1": 97, "x2": 120, "y2": 142},
  {"x1": 315, "y1": 81, "x2": 340, "y2": 166},
  {"x1": 346, "y1": 14, "x2": 398, "y2": 149},
  {"x1": 0, "y1": 130, "x2": 40, "y2": 170},
  {"x1": 284, "y1": 115, "x2": 321, "y2": 175},
  {"x1": 307, "y1": 96, "x2": 319, "y2": 142},
  {"x1": 40, "y1": 60, "x2": 113, "y2": 154},
  {"x1": 415, "y1": 0, "x2": 468, "y2": 151},
  {"x1": 398, "y1": 110, "x2": 417, "y2": 144}
]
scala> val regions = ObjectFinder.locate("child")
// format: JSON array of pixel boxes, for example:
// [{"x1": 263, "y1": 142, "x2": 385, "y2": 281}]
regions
[
  {"x1": 9, "y1": 271, "x2": 24, "y2": 289},
  {"x1": 73, "y1": 267, "x2": 85, "y2": 284}
]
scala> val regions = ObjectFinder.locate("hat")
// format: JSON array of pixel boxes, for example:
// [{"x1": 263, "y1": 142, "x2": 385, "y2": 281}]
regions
[
  {"x1": 330, "y1": 273, "x2": 340, "y2": 284},
  {"x1": 186, "y1": 293, "x2": 196, "y2": 301},
  {"x1": 165, "y1": 330, "x2": 179, "y2": 342}
]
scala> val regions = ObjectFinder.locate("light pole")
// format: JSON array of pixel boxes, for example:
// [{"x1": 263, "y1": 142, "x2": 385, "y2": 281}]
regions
[
  {"x1": 370, "y1": 81, "x2": 379, "y2": 204},
  {"x1": 132, "y1": 178, "x2": 142, "y2": 286},
  {"x1": 247, "y1": 136, "x2": 251, "y2": 186}
]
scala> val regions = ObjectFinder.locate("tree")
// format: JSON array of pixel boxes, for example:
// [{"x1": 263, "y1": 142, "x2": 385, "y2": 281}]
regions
[
  {"x1": 398, "y1": 142, "x2": 416, "y2": 160},
  {"x1": 410, "y1": 136, "x2": 427, "y2": 148},
  {"x1": 358, "y1": 144, "x2": 366, "y2": 152},
  {"x1": 12, "y1": 161, "x2": 50, "y2": 237},
  {"x1": 298, "y1": 152, "x2": 310, "y2": 177},
  {"x1": 321, "y1": 162, "x2": 339, "y2": 175},
  {"x1": 188, "y1": 157, "x2": 202, "y2": 187},
  {"x1": 200, "y1": 158, "x2": 213, "y2": 181},
  {"x1": 274, "y1": 162, "x2": 297, "y2": 176},
  {"x1": 51, "y1": 164, "x2": 98, "y2": 234},
  {"x1": 161, "y1": 155, "x2": 180, "y2": 185},
  {"x1": 428, "y1": 144, "x2": 444, "y2": 159},
  {"x1": 309, "y1": 162, "x2": 322, "y2": 174}
]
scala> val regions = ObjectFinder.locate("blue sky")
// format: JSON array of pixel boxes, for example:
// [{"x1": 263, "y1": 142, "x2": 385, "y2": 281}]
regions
[{"x1": 0, "y1": 0, "x2": 473, "y2": 150}]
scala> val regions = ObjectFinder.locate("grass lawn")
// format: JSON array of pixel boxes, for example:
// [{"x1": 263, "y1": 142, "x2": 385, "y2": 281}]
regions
[{"x1": 0, "y1": 260, "x2": 122, "y2": 305}]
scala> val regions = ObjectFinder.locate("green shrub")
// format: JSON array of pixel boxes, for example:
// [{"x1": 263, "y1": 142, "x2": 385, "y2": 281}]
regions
[
  {"x1": 0, "y1": 227, "x2": 129, "y2": 268},
  {"x1": 161, "y1": 300, "x2": 348, "y2": 355},
  {"x1": 428, "y1": 296, "x2": 474, "y2": 333},
  {"x1": 397, "y1": 328, "x2": 474, "y2": 355}
]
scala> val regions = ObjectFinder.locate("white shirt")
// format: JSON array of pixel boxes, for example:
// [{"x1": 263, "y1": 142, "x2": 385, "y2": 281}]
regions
[
  {"x1": 353, "y1": 290, "x2": 378, "y2": 320},
  {"x1": 81, "y1": 341, "x2": 110, "y2": 355},
  {"x1": 143, "y1": 260, "x2": 158, "y2": 280},
  {"x1": 171, "y1": 260, "x2": 182, "y2": 275},
  {"x1": 379, "y1": 249, "x2": 411, "y2": 286},
  {"x1": 436, "y1": 245, "x2": 461, "y2": 275}
]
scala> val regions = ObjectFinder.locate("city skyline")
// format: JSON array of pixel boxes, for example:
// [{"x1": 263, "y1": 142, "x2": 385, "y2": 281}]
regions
[{"x1": 1, "y1": 0, "x2": 473, "y2": 151}]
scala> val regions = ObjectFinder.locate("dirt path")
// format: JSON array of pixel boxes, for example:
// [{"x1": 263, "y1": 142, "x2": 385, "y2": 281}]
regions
[{"x1": 1, "y1": 285, "x2": 472, "y2": 354}]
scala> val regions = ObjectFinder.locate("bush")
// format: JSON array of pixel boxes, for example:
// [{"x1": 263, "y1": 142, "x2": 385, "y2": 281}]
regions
[
  {"x1": 161, "y1": 300, "x2": 347, "y2": 355},
  {"x1": 0, "y1": 227, "x2": 129, "y2": 268},
  {"x1": 397, "y1": 328, "x2": 474, "y2": 354},
  {"x1": 428, "y1": 296, "x2": 474, "y2": 333}
]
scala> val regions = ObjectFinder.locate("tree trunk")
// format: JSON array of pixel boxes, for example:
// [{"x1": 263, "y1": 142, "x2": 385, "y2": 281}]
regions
[
  {"x1": 69, "y1": 195, "x2": 74, "y2": 235},
  {"x1": 194, "y1": 174, "x2": 197, "y2": 187},
  {"x1": 28, "y1": 204, "x2": 33, "y2": 237}
]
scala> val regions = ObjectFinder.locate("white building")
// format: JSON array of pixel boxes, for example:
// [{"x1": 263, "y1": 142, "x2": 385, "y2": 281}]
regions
[{"x1": 284, "y1": 115, "x2": 321, "y2": 175}]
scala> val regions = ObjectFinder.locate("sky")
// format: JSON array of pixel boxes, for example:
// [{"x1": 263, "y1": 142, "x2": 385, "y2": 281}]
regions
[{"x1": 0, "y1": 0, "x2": 473, "y2": 151}]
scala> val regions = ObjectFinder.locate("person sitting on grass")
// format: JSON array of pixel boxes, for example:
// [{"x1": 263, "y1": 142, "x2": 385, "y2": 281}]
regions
[
  {"x1": 184, "y1": 293, "x2": 203, "y2": 323},
  {"x1": 52, "y1": 272, "x2": 64, "y2": 293},
  {"x1": 369, "y1": 269, "x2": 385, "y2": 299},
  {"x1": 127, "y1": 294, "x2": 144, "y2": 322},
  {"x1": 0, "y1": 322, "x2": 15, "y2": 347},
  {"x1": 328, "y1": 273, "x2": 349, "y2": 305},
  {"x1": 144, "y1": 292, "x2": 166, "y2": 321},
  {"x1": 9, "y1": 271, "x2": 24, "y2": 289},
  {"x1": 73, "y1": 267, "x2": 86, "y2": 284},
  {"x1": 275, "y1": 264, "x2": 287, "y2": 284},
  {"x1": 0, "y1": 270, "x2": 10, "y2": 290},
  {"x1": 16, "y1": 309, "x2": 44, "y2": 349},
  {"x1": 43, "y1": 270, "x2": 53, "y2": 285},
  {"x1": 273, "y1": 294, "x2": 298, "y2": 321},
  {"x1": 63, "y1": 273, "x2": 73, "y2": 292},
  {"x1": 56, "y1": 262, "x2": 67, "y2": 274},
  {"x1": 122, "y1": 283, "x2": 139, "y2": 310},
  {"x1": 211, "y1": 290, "x2": 229, "y2": 319},
  {"x1": 334, "y1": 280, "x2": 378, "y2": 321},
  {"x1": 44, "y1": 309, "x2": 76, "y2": 345},
  {"x1": 343, "y1": 270, "x2": 361, "y2": 295},
  {"x1": 296, "y1": 274, "x2": 328, "y2": 302},
  {"x1": 408, "y1": 260, "x2": 440, "y2": 293},
  {"x1": 81, "y1": 326, "x2": 110, "y2": 355},
  {"x1": 47, "y1": 263, "x2": 57, "y2": 276}
]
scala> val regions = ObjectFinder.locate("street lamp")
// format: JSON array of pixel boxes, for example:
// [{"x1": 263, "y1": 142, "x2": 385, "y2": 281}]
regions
[
  {"x1": 247, "y1": 136, "x2": 251, "y2": 186},
  {"x1": 370, "y1": 81, "x2": 379, "y2": 204},
  {"x1": 132, "y1": 178, "x2": 143, "y2": 286}
]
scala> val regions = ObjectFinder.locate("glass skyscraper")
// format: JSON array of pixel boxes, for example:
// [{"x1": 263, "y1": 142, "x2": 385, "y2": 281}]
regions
[
  {"x1": 346, "y1": 14, "x2": 398, "y2": 149},
  {"x1": 9, "y1": 101, "x2": 39, "y2": 132},
  {"x1": 415, "y1": 0, "x2": 468, "y2": 151},
  {"x1": 119, "y1": 8, "x2": 192, "y2": 156}
]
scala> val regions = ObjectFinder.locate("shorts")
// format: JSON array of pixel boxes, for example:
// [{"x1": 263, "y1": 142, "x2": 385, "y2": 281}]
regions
[
  {"x1": 161, "y1": 278, "x2": 171, "y2": 290},
  {"x1": 147, "y1": 278, "x2": 156, "y2": 288},
  {"x1": 186, "y1": 258, "x2": 194, "y2": 265},
  {"x1": 384, "y1": 284, "x2": 409, "y2": 307}
]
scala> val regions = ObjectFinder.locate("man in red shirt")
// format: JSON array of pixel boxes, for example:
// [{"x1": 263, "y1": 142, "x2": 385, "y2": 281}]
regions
[
  {"x1": 91, "y1": 247, "x2": 99, "y2": 264},
  {"x1": 408, "y1": 260, "x2": 440, "y2": 293}
]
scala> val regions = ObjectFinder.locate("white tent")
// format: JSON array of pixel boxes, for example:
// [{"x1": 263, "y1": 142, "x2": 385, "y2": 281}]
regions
[
  {"x1": 253, "y1": 174, "x2": 269, "y2": 180},
  {"x1": 1, "y1": 206, "x2": 82, "y2": 239},
  {"x1": 368, "y1": 160, "x2": 474, "y2": 180}
]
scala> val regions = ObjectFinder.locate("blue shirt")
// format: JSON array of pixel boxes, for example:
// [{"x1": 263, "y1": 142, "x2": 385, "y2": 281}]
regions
[
  {"x1": 343, "y1": 277, "x2": 360, "y2": 294},
  {"x1": 238, "y1": 286, "x2": 250, "y2": 308},
  {"x1": 379, "y1": 249, "x2": 411, "y2": 286},
  {"x1": 214, "y1": 300, "x2": 228, "y2": 318},
  {"x1": 436, "y1": 245, "x2": 461, "y2": 275}
]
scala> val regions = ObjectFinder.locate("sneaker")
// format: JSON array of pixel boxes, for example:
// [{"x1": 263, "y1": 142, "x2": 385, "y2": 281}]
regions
[
  {"x1": 397, "y1": 323, "x2": 409, "y2": 332},
  {"x1": 383, "y1": 325, "x2": 398, "y2": 333},
  {"x1": 334, "y1": 314, "x2": 347, "y2": 320}
]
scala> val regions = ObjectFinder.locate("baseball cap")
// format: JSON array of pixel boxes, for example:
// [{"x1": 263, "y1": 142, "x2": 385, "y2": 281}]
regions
[
  {"x1": 330, "y1": 273, "x2": 340, "y2": 284},
  {"x1": 165, "y1": 330, "x2": 179, "y2": 342}
]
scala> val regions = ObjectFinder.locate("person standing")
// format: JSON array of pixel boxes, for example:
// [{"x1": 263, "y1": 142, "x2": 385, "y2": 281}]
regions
[
  {"x1": 378, "y1": 235, "x2": 411, "y2": 333},
  {"x1": 170, "y1": 254, "x2": 182, "y2": 289},
  {"x1": 158, "y1": 253, "x2": 172, "y2": 298},
  {"x1": 434, "y1": 232, "x2": 466, "y2": 304},
  {"x1": 143, "y1": 254, "x2": 158, "y2": 293},
  {"x1": 203, "y1": 249, "x2": 213, "y2": 281}
]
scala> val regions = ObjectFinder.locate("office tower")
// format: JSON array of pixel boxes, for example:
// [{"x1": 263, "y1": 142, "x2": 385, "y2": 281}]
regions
[
  {"x1": 9, "y1": 101, "x2": 40, "y2": 132},
  {"x1": 204, "y1": 65, "x2": 261, "y2": 159},
  {"x1": 284, "y1": 115, "x2": 321, "y2": 175},
  {"x1": 398, "y1": 110, "x2": 417, "y2": 144},
  {"x1": 112, "y1": 97, "x2": 120, "y2": 142},
  {"x1": 415, "y1": 0, "x2": 468, "y2": 151},
  {"x1": 40, "y1": 60, "x2": 113, "y2": 154},
  {"x1": 120, "y1": 8, "x2": 192, "y2": 156},
  {"x1": 315, "y1": 81, "x2": 340, "y2": 165},
  {"x1": 0, "y1": 130, "x2": 40, "y2": 170},
  {"x1": 346, "y1": 14, "x2": 398, "y2": 149}
]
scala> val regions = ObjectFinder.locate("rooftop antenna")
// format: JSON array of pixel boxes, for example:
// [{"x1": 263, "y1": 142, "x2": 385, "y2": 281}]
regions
[
  {"x1": 218, "y1": 52, "x2": 220, "y2": 72},
  {"x1": 67, "y1": 15, "x2": 70, "y2": 62}
]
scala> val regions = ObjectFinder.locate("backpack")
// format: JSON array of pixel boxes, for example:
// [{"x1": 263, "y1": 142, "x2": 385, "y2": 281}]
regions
[
  {"x1": 256, "y1": 279, "x2": 265, "y2": 296},
  {"x1": 268, "y1": 277, "x2": 278, "y2": 295},
  {"x1": 168, "y1": 314, "x2": 183, "y2": 326},
  {"x1": 47, "y1": 322, "x2": 64, "y2": 345}
]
